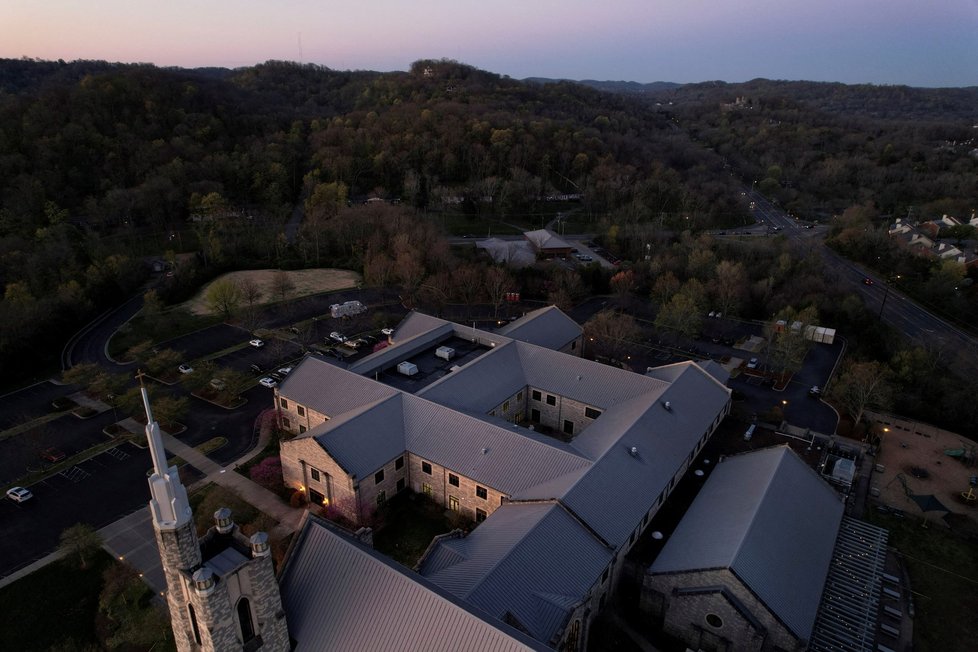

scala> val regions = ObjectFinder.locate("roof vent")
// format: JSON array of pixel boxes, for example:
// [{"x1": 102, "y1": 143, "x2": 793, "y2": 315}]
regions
[
  {"x1": 577, "y1": 375, "x2": 582, "y2": 381},
  {"x1": 629, "y1": 446, "x2": 639, "y2": 457},
  {"x1": 663, "y1": 401, "x2": 672, "y2": 411},
  {"x1": 482, "y1": 448, "x2": 488, "y2": 455}
]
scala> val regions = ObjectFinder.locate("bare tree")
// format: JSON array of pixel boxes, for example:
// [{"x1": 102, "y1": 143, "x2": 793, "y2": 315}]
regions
[
  {"x1": 712, "y1": 260, "x2": 748, "y2": 317},
  {"x1": 58, "y1": 523, "x2": 102, "y2": 569},
  {"x1": 585, "y1": 310, "x2": 640, "y2": 362},
  {"x1": 271, "y1": 270, "x2": 296, "y2": 304},
  {"x1": 483, "y1": 266, "x2": 513, "y2": 318},
  {"x1": 764, "y1": 306, "x2": 818, "y2": 377},
  {"x1": 830, "y1": 360, "x2": 892, "y2": 426}
]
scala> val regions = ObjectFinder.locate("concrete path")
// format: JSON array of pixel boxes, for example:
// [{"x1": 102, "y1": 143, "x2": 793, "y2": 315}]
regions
[{"x1": 1, "y1": 420, "x2": 305, "y2": 593}]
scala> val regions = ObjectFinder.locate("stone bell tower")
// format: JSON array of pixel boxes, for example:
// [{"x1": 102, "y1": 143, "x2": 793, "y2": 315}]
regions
[{"x1": 140, "y1": 373, "x2": 290, "y2": 651}]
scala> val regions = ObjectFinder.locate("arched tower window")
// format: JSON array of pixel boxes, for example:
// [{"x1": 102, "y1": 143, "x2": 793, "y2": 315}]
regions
[
  {"x1": 237, "y1": 597, "x2": 256, "y2": 643},
  {"x1": 188, "y1": 603, "x2": 202, "y2": 645}
]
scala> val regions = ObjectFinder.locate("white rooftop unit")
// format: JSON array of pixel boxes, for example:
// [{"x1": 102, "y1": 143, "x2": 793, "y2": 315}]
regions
[
  {"x1": 435, "y1": 346, "x2": 455, "y2": 361},
  {"x1": 397, "y1": 361, "x2": 419, "y2": 377}
]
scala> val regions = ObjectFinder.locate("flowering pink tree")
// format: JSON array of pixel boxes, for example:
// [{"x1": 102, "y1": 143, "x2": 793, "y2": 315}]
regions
[{"x1": 249, "y1": 456, "x2": 283, "y2": 489}]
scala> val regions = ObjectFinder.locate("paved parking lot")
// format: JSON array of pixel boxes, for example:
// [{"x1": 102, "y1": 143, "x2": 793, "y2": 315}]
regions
[
  {"x1": 0, "y1": 442, "x2": 153, "y2": 578},
  {"x1": 156, "y1": 323, "x2": 252, "y2": 362},
  {"x1": 0, "y1": 381, "x2": 77, "y2": 431}
]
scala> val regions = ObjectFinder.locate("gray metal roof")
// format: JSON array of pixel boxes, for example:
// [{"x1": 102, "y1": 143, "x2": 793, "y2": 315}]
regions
[
  {"x1": 348, "y1": 315, "x2": 456, "y2": 377},
  {"x1": 278, "y1": 356, "x2": 398, "y2": 417},
  {"x1": 647, "y1": 360, "x2": 730, "y2": 386},
  {"x1": 809, "y1": 517, "x2": 889, "y2": 652},
  {"x1": 280, "y1": 516, "x2": 548, "y2": 652},
  {"x1": 496, "y1": 306, "x2": 583, "y2": 351},
  {"x1": 312, "y1": 394, "x2": 408, "y2": 479},
  {"x1": 420, "y1": 502, "x2": 612, "y2": 645},
  {"x1": 649, "y1": 445, "x2": 845, "y2": 640},
  {"x1": 563, "y1": 363, "x2": 732, "y2": 546},
  {"x1": 524, "y1": 229, "x2": 572, "y2": 251},
  {"x1": 418, "y1": 341, "x2": 528, "y2": 413}
]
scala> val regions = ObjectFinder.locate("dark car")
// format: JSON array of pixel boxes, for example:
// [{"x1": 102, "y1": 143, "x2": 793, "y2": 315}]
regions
[
  {"x1": 40, "y1": 447, "x2": 66, "y2": 463},
  {"x1": 862, "y1": 278, "x2": 874, "y2": 286}
]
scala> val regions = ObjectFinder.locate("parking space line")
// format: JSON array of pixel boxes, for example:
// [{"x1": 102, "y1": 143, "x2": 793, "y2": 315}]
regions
[{"x1": 59, "y1": 466, "x2": 92, "y2": 483}]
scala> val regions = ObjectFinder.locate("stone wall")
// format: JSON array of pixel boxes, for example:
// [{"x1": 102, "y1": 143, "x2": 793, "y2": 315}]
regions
[
  {"x1": 408, "y1": 453, "x2": 506, "y2": 522},
  {"x1": 643, "y1": 569, "x2": 804, "y2": 652},
  {"x1": 276, "y1": 392, "x2": 328, "y2": 435},
  {"x1": 280, "y1": 437, "x2": 359, "y2": 522}
]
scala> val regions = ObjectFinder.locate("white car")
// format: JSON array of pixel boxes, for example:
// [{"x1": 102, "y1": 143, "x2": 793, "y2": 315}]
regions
[
  {"x1": 329, "y1": 331, "x2": 347, "y2": 343},
  {"x1": 178, "y1": 363, "x2": 194, "y2": 374},
  {"x1": 249, "y1": 339, "x2": 265, "y2": 348},
  {"x1": 259, "y1": 377, "x2": 277, "y2": 388},
  {"x1": 277, "y1": 366, "x2": 293, "y2": 376},
  {"x1": 6, "y1": 486, "x2": 33, "y2": 503},
  {"x1": 381, "y1": 328, "x2": 394, "y2": 336},
  {"x1": 747, "y1": 358, "x2": 759, "y2": 369}
]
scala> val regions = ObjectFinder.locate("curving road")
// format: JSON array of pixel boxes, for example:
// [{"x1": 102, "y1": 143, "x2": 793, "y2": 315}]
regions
[{"x1": 745, "y1": 188, "x2": 978, "y2": 376}]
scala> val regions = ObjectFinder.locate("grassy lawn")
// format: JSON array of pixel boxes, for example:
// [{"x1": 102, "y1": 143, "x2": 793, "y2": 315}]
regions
[
  {"x1": 373, "y1": 492, "x2": 461, "y2": 567},
  {"x1": 866, "y1": 510, "x2": 978, "y2": 652},
  {"x1": 434, "y1": 212, "x2": 526, "y2": 236},
  {"x1": 0, "y1": 551, "x2": 174, "y2": 651}
]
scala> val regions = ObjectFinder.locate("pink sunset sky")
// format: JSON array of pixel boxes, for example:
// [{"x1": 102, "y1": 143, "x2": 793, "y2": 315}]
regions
[{"x1": 3, "y1": 0, "x2": 976, "y2": 86}]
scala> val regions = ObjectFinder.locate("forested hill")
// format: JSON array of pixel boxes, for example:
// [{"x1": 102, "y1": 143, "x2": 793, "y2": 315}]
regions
[
  {"x1": 0, "y1": 57, "x2": 740, "y2": 374},
  {"x1": 650, "y1": 78, "x2": 978, "y2": 123}
]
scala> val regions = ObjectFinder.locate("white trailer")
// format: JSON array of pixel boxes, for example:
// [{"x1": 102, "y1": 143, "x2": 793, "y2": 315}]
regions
[{"x1": 330, "y1": 300, "x2": 367, "y2": 318}]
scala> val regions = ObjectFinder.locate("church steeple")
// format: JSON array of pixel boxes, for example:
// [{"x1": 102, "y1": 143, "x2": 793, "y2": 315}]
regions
[{"x1": 138, "y1": 370, "x2": 192, "y2": 529}]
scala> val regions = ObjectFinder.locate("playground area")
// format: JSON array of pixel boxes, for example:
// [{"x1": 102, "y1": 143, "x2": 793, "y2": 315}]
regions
[{"x1": 869, "y1": 410, "x2": 978, "y2": 526}]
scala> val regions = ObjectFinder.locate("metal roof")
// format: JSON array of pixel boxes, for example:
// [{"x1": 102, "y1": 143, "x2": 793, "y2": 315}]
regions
[
  {"x1": 563, "y1": 363, "x2": 732, "y2": 546},
  {"x1": 280, "y1": 516, "x2": 548, "y2": 652},
  {"x1": 312, "y1": 394, "x2": 408, "y2": 479},
  {"x1": 420, "y1": 502, "x2": 612, "y2": 645},
  {"x1": 278, "y1": 356, "x2": 398, "y2": 417},
  {"x1": 809, "y1": 517, "x2": 889, "y2": 652},
  {"x1": 496, "y1": 306, "x2": 583, "y2": 351},
  {"x1": 418, "y1": 341, "x2": 527, "y2": 413},
  {"x1": 524, "y1": 229, "x2": 572, "y2": 251},
  {"x1": 649, "y1": 445, "x2": 845, "y2": 640}
]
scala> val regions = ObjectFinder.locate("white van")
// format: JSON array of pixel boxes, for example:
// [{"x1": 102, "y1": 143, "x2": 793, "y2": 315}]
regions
[{"x1": 743, "y1": 424, "x2": 756, "y2": 441}]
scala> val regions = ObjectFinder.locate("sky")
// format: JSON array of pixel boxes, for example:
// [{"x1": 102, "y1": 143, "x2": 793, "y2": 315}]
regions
[{"x1": 3, "y1": 0, "x2": 977, "y2": 87}]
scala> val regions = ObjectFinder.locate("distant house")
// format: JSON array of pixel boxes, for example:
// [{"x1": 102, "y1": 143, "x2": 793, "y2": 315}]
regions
[
  {"x1": 643, "y1": 446, "x2": 888, "y2": 652},
  {"x1": 524, "y1": 229, "x2": 573, "y2": 258}
]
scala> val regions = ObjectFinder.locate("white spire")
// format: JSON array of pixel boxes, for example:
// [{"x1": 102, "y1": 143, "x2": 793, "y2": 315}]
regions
[{"x1": 138, "y1": 371, "x2": 192, "y2": 530}]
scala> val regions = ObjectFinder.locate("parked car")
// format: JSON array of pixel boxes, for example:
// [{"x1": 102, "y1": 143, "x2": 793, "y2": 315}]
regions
[
  {"x1": 6, "y1": 486, "x2": 33, "y2": 503},
  {"x1": 249, "y1": 338, "x2": 265, "y2": 348},
  {"x1": 40, "y1": 447, "x2": 66, "y2": 463},
  {"x1": 178, "y1": 363, "x2": 194, "y2": 374},
  {"x1": 862, "y1": 278, "x2": 874, "y2": 286},
  {"x1": 808, "y1": 386, "x2": 823, "y2": 397},
  {"x1": 259, "y1": 377, "x2": 277, "y2": 388},
  {"x1": 381, "y1": 328, "x2": 394, "y2": 336},
  {"x1": 209, "y1": 378, "x2": 227, "y2": 391},
  {"x1": 249, "y1": 363, "x2": 262, "y2": 373},
  {"x1": 747, "y1": 358, "x2": 759, "y2": 369},
  {"x1": 277, "y1": 366, "x2": 293, "y2": 376},
  {"x1": 329, "y1": 332, "x2": 347, "y2": 343}
]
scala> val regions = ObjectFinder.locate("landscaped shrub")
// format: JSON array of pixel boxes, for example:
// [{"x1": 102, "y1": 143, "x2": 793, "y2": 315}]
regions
[
  {"x1": 289, "y1": 490, "x2": 306, "y2": 508},
  {"x1": 249, "y1": 456, "x2": 282, "y2": 489}
]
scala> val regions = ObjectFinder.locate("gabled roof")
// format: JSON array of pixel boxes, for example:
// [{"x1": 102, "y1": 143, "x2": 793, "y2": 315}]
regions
[
  {"x1": 311, "y1": 394, "x2": 407, "y2": 478},
  {"x1": 563, "y1": 363, "x2": 731, "y2": 546},
  {"x1": 280, "y1": 516, "x2": 547, "y2": 652},
  {"x1": 496, "y1": 306, "x2": 583, "y2": 351},
  {"x1": 418, "y1": 341, "x2": 527, "y2": 413},
  {"x1": 420, "y1": 502, "x2": 612, "y2": 645},
  {"x1": 524, "y1": 229, "x2": 572, "y2": 251},
  {"x1": 277, "y1": 356, "x2": 398, "y2": 417},
  {"x1": 649, "y1": 445, "x2": 844, "y2": 640}
]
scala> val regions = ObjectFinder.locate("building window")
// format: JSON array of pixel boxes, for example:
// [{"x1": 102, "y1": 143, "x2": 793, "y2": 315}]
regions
[
  {"x1": 375, "y1": 469, "x2": 385, "y2": 484},
  {"x1": 422, "y1": 483, "x2": 433, "y2": 497},
  {"x1": 396, "y1": 478, "x2": 405, "y2": 492},
  {"x1": 476, "y1": 486, "x2": 487, "y2": 500},
  {"x1": 531, "y1": 408, "x2": 540, "y2": 422},
  {"x1": 546, "y1": 394, "x2": 556, "y2": 406},
  {"x1": 297, "y1": 405, "x2": 306, "y2": 417},
  {"x1": 475, "y1": 508, "x2": 487, "y2": 522},
  {"x1": 585, "y1": 407, "x2": 602, "y2": 419},
  {"x1": 422, "y1": 461, "x2": 432, "y2": 474},
  {"x1": 449, "y1": 473, "x2": 460, "y2": 487},
  {"x1": 572, "y1": 341, "x2": 577, "y2": 350},
  {"x1": 189, "y1": 604, "x2": 202, "y2": 645},
  {"x1": 279, "y1": 398, "x2": 288, "y2": 409},
  {"x1": 377, "y1": 490, "x2": 387, "y2": 506},
  {"x1": 310, "y1": 468, "x2": 321, "y2": 482},
  {"x1": 395, "y1": 456, "x2": 404, "y2": 470},
  {"x1": 601, "y1": 568, "x2": 609, "y2": 584},
  {"x1": 517, "y1": 391, "x2": 523, "y2": 401},
  {"x1": 299, "y1": 424, "x2": 307, "y2": 434},
  {"x1": 532, "y1": 390, "x2": 542, "y2": 401},
  {"x1": 449, "y1": 496, "x2": 459, "y2": 512},
  {"x1": 563, "y1": 420, "x2": 574, "y2": 435},
  {"x1": 502, "y1": 400, "x2": 510, "y2": 412},
  {"x1": 237, "y1": 597, "x2": 256, "y2": 643},
  {"x1": 281, "y1": 417, "x2": 290, "y2": 429},
  {"x1": 705, "y1": 613, "x2": 724, "y2": 628}
]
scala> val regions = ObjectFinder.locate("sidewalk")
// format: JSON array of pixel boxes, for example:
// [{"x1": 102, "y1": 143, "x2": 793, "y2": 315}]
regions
[{"x1": 1, "y1": 421, "x2": 305, "y2": 592}]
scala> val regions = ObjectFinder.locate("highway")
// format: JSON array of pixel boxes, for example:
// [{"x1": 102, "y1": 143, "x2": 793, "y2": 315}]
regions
[{"x1": 744, "y1": 188, "x2": 978, "y2": 376}]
